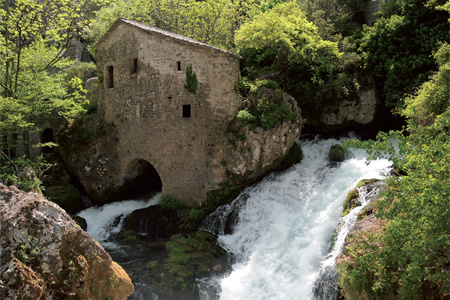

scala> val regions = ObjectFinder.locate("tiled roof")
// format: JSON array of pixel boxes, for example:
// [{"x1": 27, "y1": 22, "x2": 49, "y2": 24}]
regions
[{"x1": 96, "y1": 18, "x2": 241, "y2": 59}]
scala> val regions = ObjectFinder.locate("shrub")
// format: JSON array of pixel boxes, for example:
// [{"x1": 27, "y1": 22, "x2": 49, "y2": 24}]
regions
[{"x1": 184, "y1": 64, "x2": 198, "y2": 93}]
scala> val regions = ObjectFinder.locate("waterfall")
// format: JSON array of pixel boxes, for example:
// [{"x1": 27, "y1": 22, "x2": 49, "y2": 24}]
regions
[
  {"x1": 77, "y1": 194, "x2": 161, "y2": 243},
  {"x1": 200, "y1": 136, "x2": 391, "y2": 300},
  {"x1": 76, "y1": 135, "x2": 391, "y2": 300}
]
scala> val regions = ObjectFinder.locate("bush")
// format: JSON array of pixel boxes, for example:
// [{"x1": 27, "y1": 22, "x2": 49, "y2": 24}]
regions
[
  {"x1": 237, "y1": 97, "x2": 298, "y2": 129},
  {"x1": 340, "y1": 42, "x2": 450, "y2": 299}
]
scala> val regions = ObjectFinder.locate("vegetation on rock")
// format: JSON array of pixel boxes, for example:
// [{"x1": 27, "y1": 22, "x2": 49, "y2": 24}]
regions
[
  {"x1": 328, "y1": 144, "x2": 346, "y2": 162},
  {"x1": 184, "y1": 64, "x2": 198, "y2": 93},
  {"x1": 340, "y1": 42, "x2": 450, "y2": 299},
  {"x1": 154, "y1": 231, "x2": 230, "y2": 295}
]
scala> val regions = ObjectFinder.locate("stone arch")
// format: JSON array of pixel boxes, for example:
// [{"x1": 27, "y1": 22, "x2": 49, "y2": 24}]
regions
[{"x1": 117, "y1": 159, "x2": 163, "y2": 199}]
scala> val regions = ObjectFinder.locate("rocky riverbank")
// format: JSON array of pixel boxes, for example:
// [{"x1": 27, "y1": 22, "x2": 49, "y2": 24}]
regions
[{"x1": 0, "y1": 184, "x2": 134, "y2": 299}]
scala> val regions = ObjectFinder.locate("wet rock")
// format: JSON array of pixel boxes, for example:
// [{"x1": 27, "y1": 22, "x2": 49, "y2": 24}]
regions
[
  {"x1": 72, "y1": 215, "x2": 88, "y2": 231},
  {"x1": 328, "y1": 144, "x2": 347, "y2": 162},
  {"x1": 123, "y1": 205, "x2": 172, "y2": 238},
  {"x1": 0, "y1": 184, "x2": 134, "y2": 299}
]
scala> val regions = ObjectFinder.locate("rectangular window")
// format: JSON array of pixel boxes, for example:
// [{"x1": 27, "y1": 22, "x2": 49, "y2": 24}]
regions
[
  {"x1": 182, "y1": 104, "x2": 191, "y2": 118},
  {"x1": 106, "y1": 65, "x2": 114, "y2": 88},
  {"x1": 177, "y1": 61, "x2": 182, "y2": 71},
  {"x1": 131, "y1": 58, "x2": 138, "y2": 74}
]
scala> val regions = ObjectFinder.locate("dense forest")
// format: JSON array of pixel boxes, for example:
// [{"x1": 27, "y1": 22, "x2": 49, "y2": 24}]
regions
[{"x1": 1, "y1": 0, "x2": 449, "y2": 298}]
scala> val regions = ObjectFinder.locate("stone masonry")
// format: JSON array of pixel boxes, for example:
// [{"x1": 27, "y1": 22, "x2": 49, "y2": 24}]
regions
[{"x1": 95, "y1": 18, "x2": 241, "y2": 202}]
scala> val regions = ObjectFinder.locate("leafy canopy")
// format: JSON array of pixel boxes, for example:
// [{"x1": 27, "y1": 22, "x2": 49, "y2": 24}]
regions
[
  {"x1": 235, "y1": 1, "x2": 352, "y2": 107},
  {"x1": 358, "y1": 0, "x2": 448, "y2": 107},
  {"x1": 0, "y1": 0, "x2": 94, "y2": 190},
  {"x1": 85, "y1": 0, "x2": 253, "y2": 51}
]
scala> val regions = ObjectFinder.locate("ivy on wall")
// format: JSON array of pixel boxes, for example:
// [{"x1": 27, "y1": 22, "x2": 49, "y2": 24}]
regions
[{"x1": 184, "y1": 64, "x2": 198, "y2": 93}]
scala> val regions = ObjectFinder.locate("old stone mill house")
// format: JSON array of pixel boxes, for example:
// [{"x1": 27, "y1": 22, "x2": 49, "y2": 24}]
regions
[
  {"x1": 95, "y1": 18, "x2": 241, "y2": 202},
  {"x1": 61, "y1": 18, "x2": 300, "y2": 204}
]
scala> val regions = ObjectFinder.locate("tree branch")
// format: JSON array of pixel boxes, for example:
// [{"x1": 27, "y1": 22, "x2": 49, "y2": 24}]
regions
[{"x1": 0, "y1": 149, "x2": 21, "y2": 182}]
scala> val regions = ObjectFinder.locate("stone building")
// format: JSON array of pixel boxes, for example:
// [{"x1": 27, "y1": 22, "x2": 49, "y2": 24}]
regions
[{"x1": 95, "y1": 18, "x2": 241, "y2": 202}]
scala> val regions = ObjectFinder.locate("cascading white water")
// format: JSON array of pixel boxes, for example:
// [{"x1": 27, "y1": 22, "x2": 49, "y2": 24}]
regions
[
  {"x1": 77, "y1": 194, "x2": 163, "y2": 300},
  {"x1": 77, "y1": 194, "x2": 161, "y2": 245},
  {"x1": 312, "y1": 180, "x2": 386, "y2": 300},
  {"x1": 201, "y1": 136, "x2": 392, "y2": 300}
]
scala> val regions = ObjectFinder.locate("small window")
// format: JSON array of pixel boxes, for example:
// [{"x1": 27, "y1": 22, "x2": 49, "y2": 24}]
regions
[
  {"x1": 182, "y1": 104, "x2": 191, "y2": 118},
  {"x1": 131, "y1": 58, "x2": 138, "y2": 74},
  {"x1": 106, "y1": 65, "x2": 114, "y2": 88},
  {"x1": 177, "y1": 61, "x2": 182, "y2": 71}
]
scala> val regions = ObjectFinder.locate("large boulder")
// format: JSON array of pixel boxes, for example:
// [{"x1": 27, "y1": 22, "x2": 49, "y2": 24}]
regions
[
  {"x1": 0, "y1": 184, "x2": 134, "y2": 299},
  {"x1": 224, "y1": 88, "x2": 303, "y2": 178}
]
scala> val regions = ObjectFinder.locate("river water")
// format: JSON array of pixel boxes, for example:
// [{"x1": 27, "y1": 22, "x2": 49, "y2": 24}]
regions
[{"x1": 78, "y1": 135, "x2": 391, "y2": 299}]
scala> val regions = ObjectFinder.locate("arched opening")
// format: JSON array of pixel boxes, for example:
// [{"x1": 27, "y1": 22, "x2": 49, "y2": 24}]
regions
[
  {"x1": 116, "y1": 159, "x2": 162, "y2": 200},
  {"x1": 41, "y1": 128, "x2": 54, "y2": 154}
]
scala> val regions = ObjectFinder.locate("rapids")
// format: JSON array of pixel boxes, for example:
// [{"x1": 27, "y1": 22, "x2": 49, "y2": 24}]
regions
[
  {"x1": 78, "y1": 135, "x2": 392, "y2": 299},
  {"x1": 200, "y1": 135, "x2": 391, "y2": 299}
]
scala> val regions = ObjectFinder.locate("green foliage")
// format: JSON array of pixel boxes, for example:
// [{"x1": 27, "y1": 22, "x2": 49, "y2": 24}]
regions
[
  {"x1": 358, "y1": 0, "x2": 448, "y2": 107},
  {"x1": 340, "y1": 42, "x2": 450, "y2": 299},
  {"x1": 237, "y1": 96, "x2": 298, "y2": 129},
  {"x1": 86, "y1": 0, "x2": 252, "y2": 51},
  {"x1": 161, "y1": 231, "x2": 226, "y2": 293},
  {"x1": 0, "y1": 0, "x2": 92, "y2": 190},
  {"x1": 184, "y1": 64, "x2": 198, "y2": 93},
  {"x1": 402, "y1": 43, "x2": 450, "y2": 132},
  {"x1": 161, "y1": 195, "x2": 188, "y2": 211},
  {"x1": 235, "y1": 2, "x2": 353, "y2": 107},
  {"x1": 0, "y1": 154, "x2": 50, "y2": 192}
]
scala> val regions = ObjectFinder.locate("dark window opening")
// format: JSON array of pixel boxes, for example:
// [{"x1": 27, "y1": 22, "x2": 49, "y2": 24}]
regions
[
  {"x1": 41, "y1": 128, "x2": 54, "y2": 154},
  {"x1": 106, "y1": 65, "x2": 114, "y2": 88},
  {"x1": 182, "y1": 104, "x2": 191, "y2": 118},
  {"x1": 177, "y1": 61, "x2": 182, "y2": 71},
  {"x1": 131, "y1": 58, "x2": 138, "y2": 74}
]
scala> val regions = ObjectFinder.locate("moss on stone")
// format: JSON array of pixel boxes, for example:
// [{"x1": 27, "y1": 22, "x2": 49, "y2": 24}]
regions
[
  {"x1": 122, "y1": 230, "x2": 138, "y2": 242},
  {"x1": 343, "y1": 188, "x2": 359, "y2": 212},
  {"x1": 328, "y1": 144, "x2": 346, "y2": 162},
  {"x1": 149, "y1": 230, "x2": 230, "y2": 297}
]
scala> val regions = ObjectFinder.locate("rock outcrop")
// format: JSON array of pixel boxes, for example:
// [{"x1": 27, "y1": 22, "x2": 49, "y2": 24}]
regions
[
  {"x1": 58, "y1": 87, "x2": 302, "y2": 204},
  {"x1": 303, "y1": 74, "x2": 380, "y2": 135},
  {"x1": 0, "y1": 184, "x2": 134, "y2": 299},
  {"x1": 224, "y1": 88, "x2": 303, "y2": 178}
]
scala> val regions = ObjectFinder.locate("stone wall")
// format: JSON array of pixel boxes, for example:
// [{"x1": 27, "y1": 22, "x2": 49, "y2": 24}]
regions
[
  {"x1": 95, "y1": 19, "x2": 241, "y2": 202},
  {"x1": 59, "y1": 19, "x2": 303, "y2": 204}
]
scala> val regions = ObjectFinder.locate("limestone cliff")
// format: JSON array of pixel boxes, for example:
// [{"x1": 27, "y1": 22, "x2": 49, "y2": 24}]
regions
[
  {"x1": 303, "y1": 73, "x2": 380, "y2": 134},
  {"x1": 223, "y1": 88, "x2": 302, "y2": 179},
  {"x1": 0, "y1": 184, "x2": 134, "y2": 299}
]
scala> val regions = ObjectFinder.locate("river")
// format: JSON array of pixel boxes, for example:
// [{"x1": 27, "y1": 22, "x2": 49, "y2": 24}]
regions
[{"x1": 78, "y1": 135, "x2": 392, "y2": 299}]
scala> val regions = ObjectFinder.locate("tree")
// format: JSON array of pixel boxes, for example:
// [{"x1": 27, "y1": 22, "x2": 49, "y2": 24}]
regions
[
  {"x1": 0, "y1": 0, "x2": 93, "y2": 190},
  {"x1": 358, "y1": 0, "x2": 448, "y2": 107},
  {"x1": 85, "y1": 0, "x2": 253, "y2": 51},
  {"x1": 235, "y1": 1, "x2": 352, "y2": 107},
  {"x1": 340, "y1": 42, "x2": 450, "y2": 299}
]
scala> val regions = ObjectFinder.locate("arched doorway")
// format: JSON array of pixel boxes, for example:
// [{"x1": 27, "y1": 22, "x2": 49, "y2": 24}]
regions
[{"x1": 117, "y1": 159, "x2": 163, "y2": 200}]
